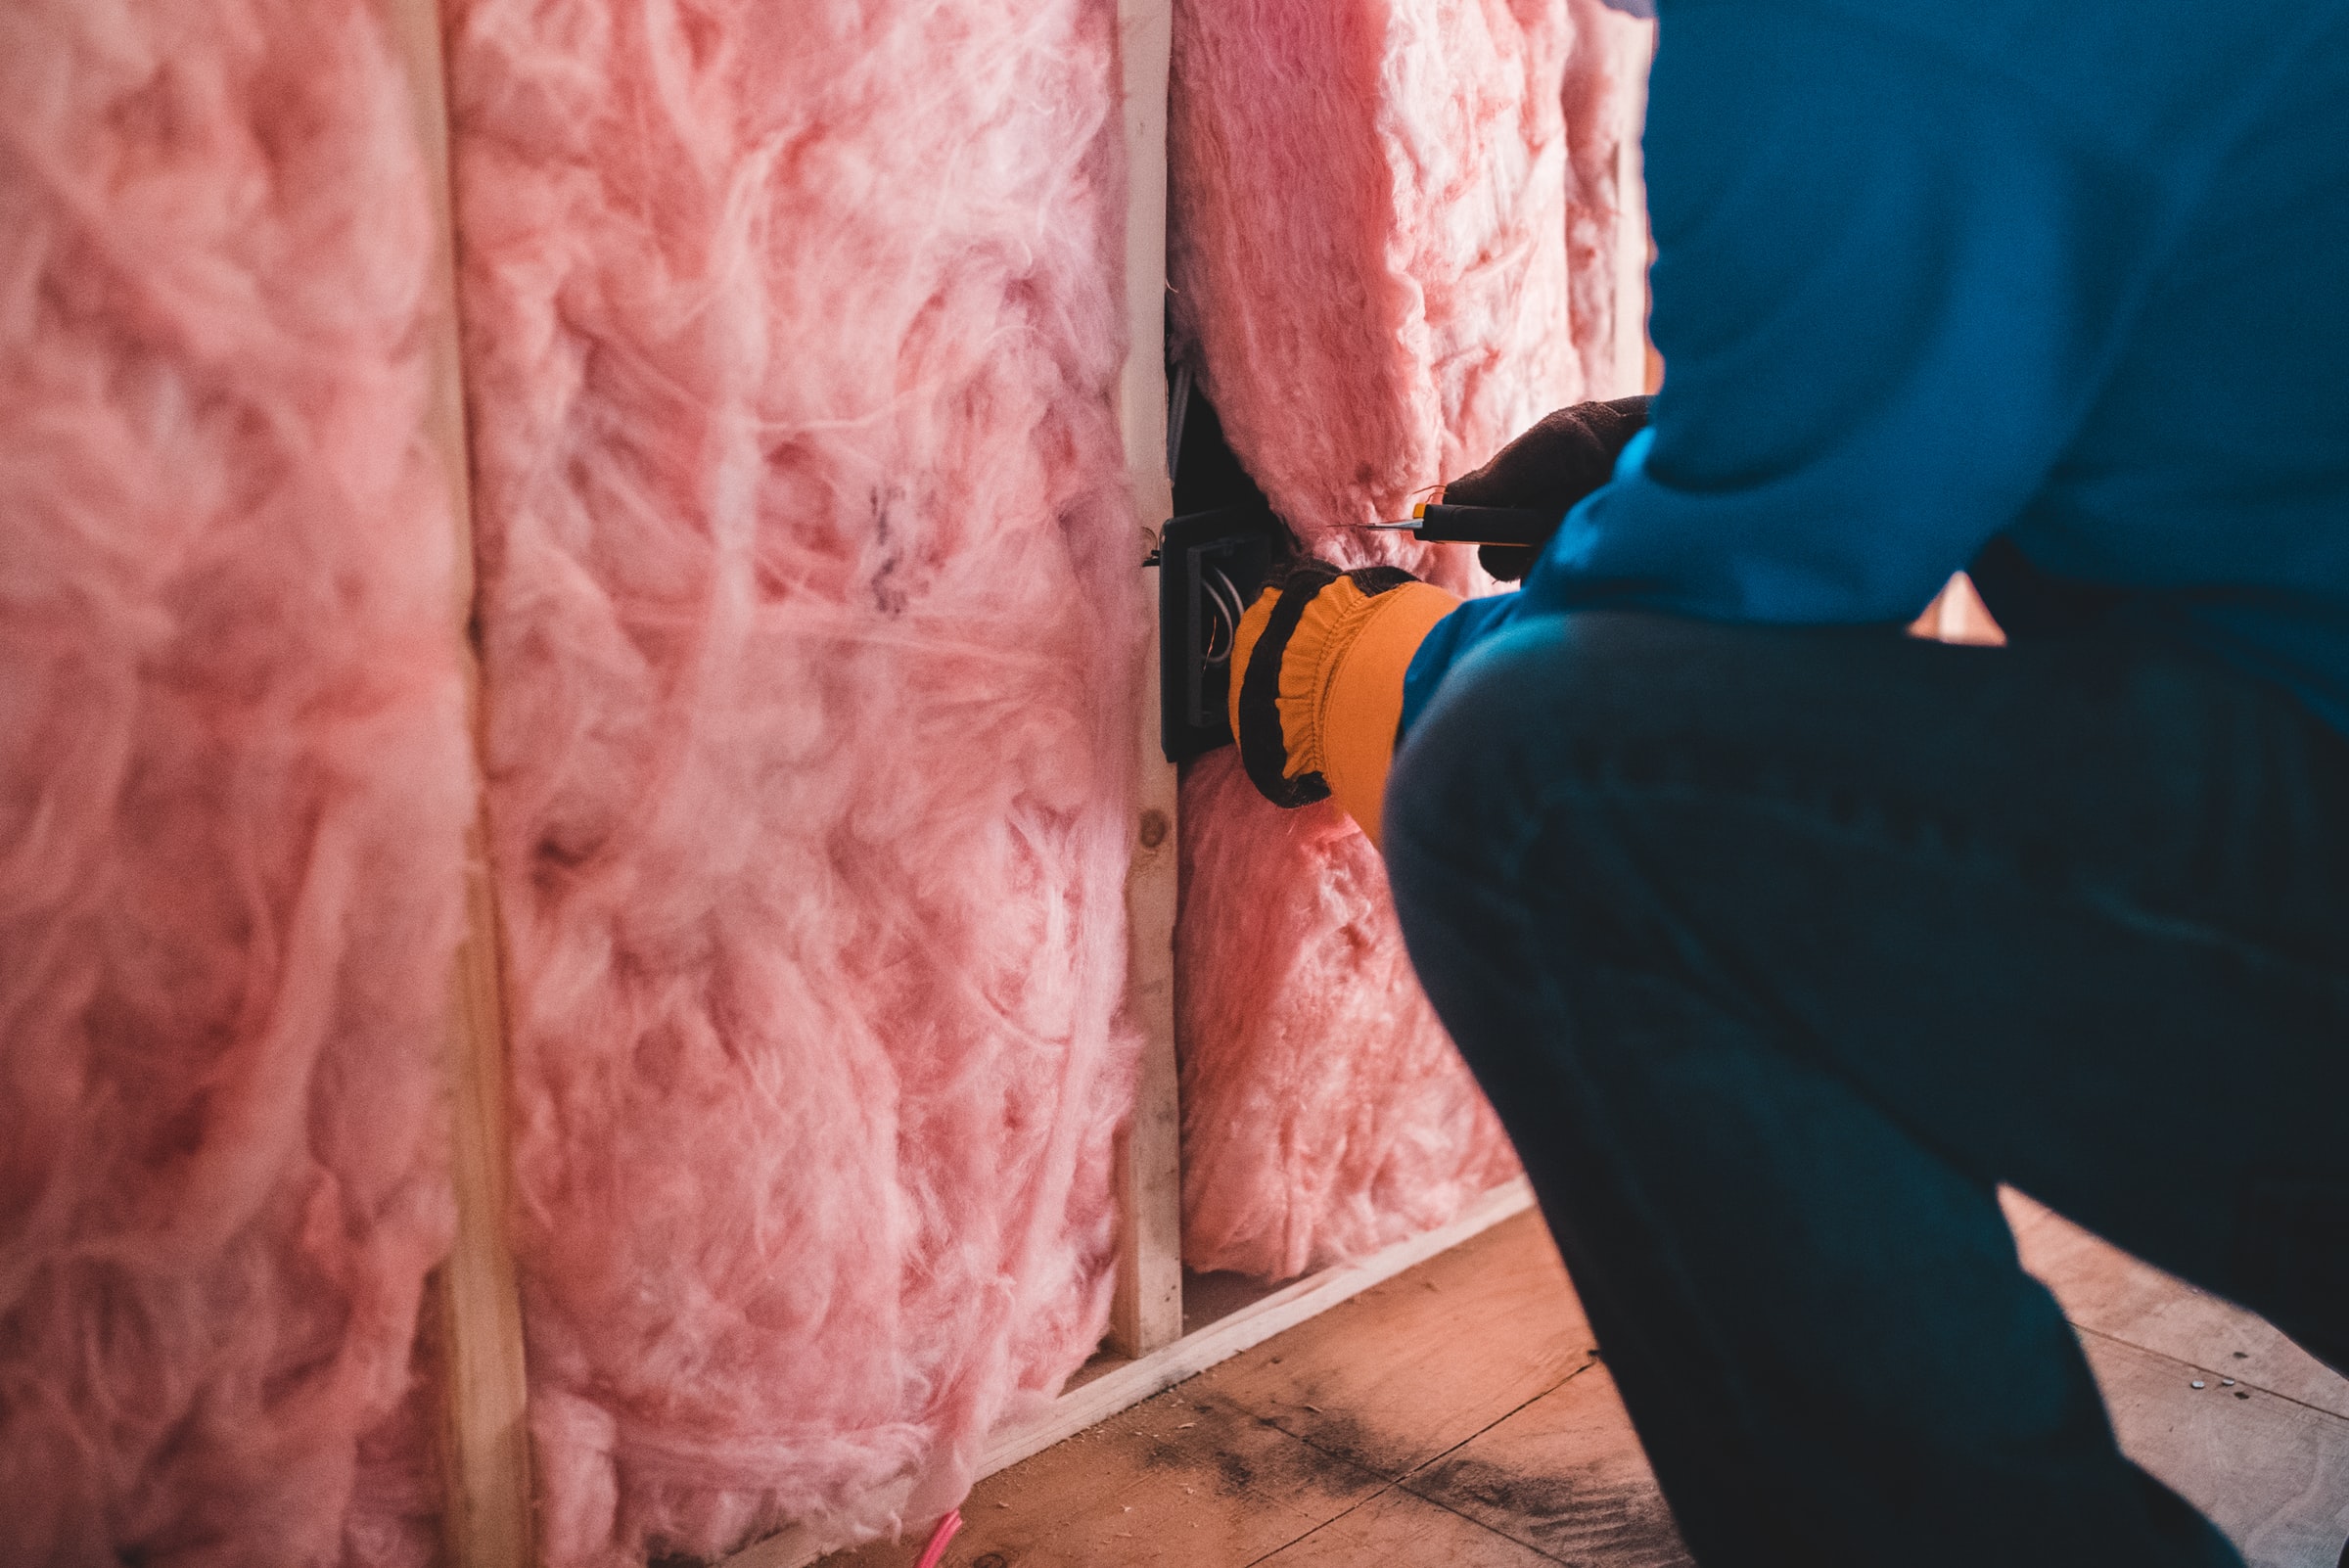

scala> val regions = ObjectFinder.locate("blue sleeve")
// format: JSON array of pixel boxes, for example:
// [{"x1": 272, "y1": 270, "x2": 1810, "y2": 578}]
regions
[{"x1": 1404, "y1": 1, "x2": 2180, "y2": 733}]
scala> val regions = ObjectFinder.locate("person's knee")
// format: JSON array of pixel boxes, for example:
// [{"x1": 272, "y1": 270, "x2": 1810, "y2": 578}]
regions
[
  {"x1": 1385, "y1": 609, "x2": 1650, "y2": 878},
  {"x1": 1385, "y1": 614, "x2": 1703, "y2": 1107},
  {"x1": 1385, "y1": 607, "x2": 1809, "y2": 1001}
]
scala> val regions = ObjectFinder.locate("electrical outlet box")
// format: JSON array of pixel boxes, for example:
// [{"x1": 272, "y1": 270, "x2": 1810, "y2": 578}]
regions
[
  {"x1": 1159, "y1": 504, "x2": 1280, "y2": 762},
  {"x1": 1159, "y1": 369, "x2": 1288, "y2": 762}
]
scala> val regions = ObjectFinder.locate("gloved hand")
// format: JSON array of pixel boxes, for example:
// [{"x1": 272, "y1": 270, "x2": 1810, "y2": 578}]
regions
[
  {"x1": 1226, "y1": 559, "x2": 1460, "y2": 846},
  {"x1": 1219, "y1": 397, "x2": 1647, "y2": 840},
  {"x1": 1443, "y1": 394, "x2": 1651, "y2": 581}
]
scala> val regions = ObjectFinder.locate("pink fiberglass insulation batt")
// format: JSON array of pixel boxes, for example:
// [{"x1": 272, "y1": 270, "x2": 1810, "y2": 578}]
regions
[
  {"x1": 1169, "y1": 0, "x2": 1651, "y2": 1277},
  {"x1": 0, "y1": 2, "x2": 472, "y2": 1564},
  {"x1": 1175, "y1": 757, "x2": 1521, "y2": 1279},
  {"x1": 444, "y1": 0, "x2": 1142, "y2": 1560}
]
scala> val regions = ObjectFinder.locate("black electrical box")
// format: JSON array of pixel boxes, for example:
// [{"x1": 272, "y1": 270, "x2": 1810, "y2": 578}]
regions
[
  {"x1": 1160, "y1": 376, "x2": 1286, "y2": 762},
  {"x1": 1159, "y1": 505, "x2": 1280, "y2": 761}
]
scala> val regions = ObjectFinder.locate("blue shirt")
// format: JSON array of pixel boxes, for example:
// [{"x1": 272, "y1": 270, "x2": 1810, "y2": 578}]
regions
[{"x1": 1405, "y1": 0, "x2": 2349, "y2": 736}]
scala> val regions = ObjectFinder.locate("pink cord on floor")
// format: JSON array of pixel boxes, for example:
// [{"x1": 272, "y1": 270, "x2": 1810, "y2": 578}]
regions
[{"x1": 912, "y1": 1508, "x2": 963, "y2": 1568}]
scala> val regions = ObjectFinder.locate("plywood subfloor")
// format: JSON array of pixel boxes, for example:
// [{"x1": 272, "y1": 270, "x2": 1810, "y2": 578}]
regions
[{"x1": 825, "y1": 1200, "x2": 2349, "y2": 1568}]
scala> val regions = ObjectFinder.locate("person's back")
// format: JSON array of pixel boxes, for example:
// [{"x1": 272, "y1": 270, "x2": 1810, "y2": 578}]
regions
[
  {"x1": 1406, "y1": 0, "x2": 2349, "y2": 738},
  {"x1": 1995, "y1": 0, "x2": 2349, "y2": 727}
]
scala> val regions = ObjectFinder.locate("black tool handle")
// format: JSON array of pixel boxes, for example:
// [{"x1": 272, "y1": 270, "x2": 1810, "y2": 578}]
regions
[{"x1": 1409, "y1": 503, "x2": 1559, "y2": 546}]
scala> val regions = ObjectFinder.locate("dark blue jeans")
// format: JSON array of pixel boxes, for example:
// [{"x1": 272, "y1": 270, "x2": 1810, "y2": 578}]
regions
[{"x1": 1384, "y1": 611, "x2": 2349, "y2": 1567}]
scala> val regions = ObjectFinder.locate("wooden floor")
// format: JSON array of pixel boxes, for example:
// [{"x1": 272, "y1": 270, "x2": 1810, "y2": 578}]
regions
[{"x1": 827, "y1": 1197, "x2": 2349, "y2": 1568}]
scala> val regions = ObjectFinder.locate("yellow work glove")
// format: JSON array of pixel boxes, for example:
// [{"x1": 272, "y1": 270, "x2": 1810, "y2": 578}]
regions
[{"x1": 1227, "y1": 562, "x2": 1460, "y2": 847}]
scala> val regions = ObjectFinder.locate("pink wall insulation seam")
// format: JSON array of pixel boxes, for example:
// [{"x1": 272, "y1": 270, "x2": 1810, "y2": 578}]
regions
[
  {"x1": 1169, "y1": 0, "x2": 1651, "y2": 1279},
  {"x1": 0, "y1": 2, "x2": 472, "y2": 1564},
  {"x1": 441, "y1": 0, "x2": 1143, "y2": 1560}
]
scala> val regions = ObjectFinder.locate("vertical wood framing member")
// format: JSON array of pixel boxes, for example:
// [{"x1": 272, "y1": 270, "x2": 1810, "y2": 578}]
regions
[
  {"x1": 385, "y1": 2, "x2": 536, "y2": 1564},
  {"x1": 1108, "y1": 0, "x2": 1186, "y2": 1361}
]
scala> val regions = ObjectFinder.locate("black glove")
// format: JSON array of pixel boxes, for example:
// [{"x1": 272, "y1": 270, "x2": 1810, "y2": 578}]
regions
[{"x1": 1443, "y1": 395, "x2": 1651, "y2": 581}]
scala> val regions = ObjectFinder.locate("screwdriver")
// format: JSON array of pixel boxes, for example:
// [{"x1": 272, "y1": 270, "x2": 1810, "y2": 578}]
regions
[{"x1": 1359, "y1": 500, "x2": 1557, "y2": 547}]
